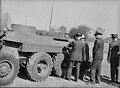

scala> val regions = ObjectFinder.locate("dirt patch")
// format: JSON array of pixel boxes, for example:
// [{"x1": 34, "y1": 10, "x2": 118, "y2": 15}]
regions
[{"x1": 2, "y1": 58, "x2": 120, "y2": 87}]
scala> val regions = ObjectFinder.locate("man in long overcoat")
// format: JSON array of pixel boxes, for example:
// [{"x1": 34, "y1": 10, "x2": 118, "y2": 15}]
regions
[
  {"x1": 79, "y1": 34, "x2": 90, "y2": 80},
  {"x1": 107, "y1": 34, "x2": 120, "y2": 83},
  {"x1": 87, "y1": 31, "x2": 104, "y2": 85},
  {"x1": 67, "y1": 33, "x2": 86, "y2": 82}
]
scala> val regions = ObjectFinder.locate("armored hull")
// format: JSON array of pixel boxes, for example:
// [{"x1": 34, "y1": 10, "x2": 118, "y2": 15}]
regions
[{"x1": 0, "y1": 24, "x2": 70, "y2": 86}]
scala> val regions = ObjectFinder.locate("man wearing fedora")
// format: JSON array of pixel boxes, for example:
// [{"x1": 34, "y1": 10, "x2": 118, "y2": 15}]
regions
[
  {"x1": 87, "y1": 31, "x2": 104, "y2": 85},
  {"x1": 107, "y1": 34, "x2": 120, "y2": 83},
  {"x1": 67, "y1": 33, "x2": 86, "y2": 82},
  {"x1": 79, "y1": 34, "x2": 90, "y2": 80}
]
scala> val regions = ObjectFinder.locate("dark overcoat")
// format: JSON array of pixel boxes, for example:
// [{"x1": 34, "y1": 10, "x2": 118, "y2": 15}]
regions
[
  {"x1": 68, "y1": 40, "x2": 86, "y2": 61},
  {"x1": 85, "y1": 42, "x2": 89, "y2": 61},
  {"x1": 107, "y1": 40, "x2": 120, "y2": 66},
  {"x1": 107, "y1": 39, "x2": 120, "y2": 81},
  {"x1": 93, "y1": 38, "x2": 104, "y2": 60}
]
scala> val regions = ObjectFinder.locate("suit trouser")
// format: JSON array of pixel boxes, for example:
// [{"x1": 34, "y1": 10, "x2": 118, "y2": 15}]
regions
[
  {"x1": 90, "y1": 59, "x2": 102, "y2": 83},
  {"x1": 67, "y1": 60, "x2": 81, "y2": 81},
  {"x1": 61, "y1": 61, "x2": 70, "y2": 78},
  {"x1": 79, "y1": 61, "x2": 86, "y2": 80},
  {"x1": 110, "y1": 57, "x2": 120, "y2": 82}
]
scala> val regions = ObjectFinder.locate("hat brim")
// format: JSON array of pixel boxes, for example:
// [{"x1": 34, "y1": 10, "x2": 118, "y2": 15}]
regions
[
  {"x1": 111, "y1": 36, "x2": 117, "y2": 38},
  {"x1": 111, "y1": 34, "x2": 118, "y2": 38},
  {"x1": 94, "y1": 33, "x2": 102, "y2": 36},
  {"x1": 81, "y1": 37, "x2": 86, "y2": 39},
  {"x1": 74, "y1": 34, "x2": 82, "y2": 37}
]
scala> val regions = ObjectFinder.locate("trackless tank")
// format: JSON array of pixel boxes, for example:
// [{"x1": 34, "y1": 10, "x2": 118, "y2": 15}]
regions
[{"x1": 0, "y1": 24, "x2": 71, "y2": 86}]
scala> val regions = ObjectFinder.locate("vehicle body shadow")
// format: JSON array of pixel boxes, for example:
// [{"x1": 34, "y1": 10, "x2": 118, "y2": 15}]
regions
[
  {"x1": 101, "y1": 75, "x2": 120, "y2": 87},
  {"x1": 83, "y1": 71, "x2": 120, "y2": 87},
  {"x1": 18, "y1": 66, "x2": 30, "y2": 80}
]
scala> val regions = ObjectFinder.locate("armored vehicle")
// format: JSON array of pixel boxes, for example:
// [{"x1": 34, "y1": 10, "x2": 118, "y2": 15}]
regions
[{"x1": 0, "y1": 24, "x2": 71, "y2": 86}]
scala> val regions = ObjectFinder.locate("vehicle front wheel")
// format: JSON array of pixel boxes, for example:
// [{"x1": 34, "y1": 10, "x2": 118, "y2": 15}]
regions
[{"x1": 0, "y1": 51, "x2": 19, "y2": 86}]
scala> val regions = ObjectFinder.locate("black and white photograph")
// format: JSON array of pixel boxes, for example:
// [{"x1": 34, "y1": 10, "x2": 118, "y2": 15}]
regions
[{"x1": 0, "y1": 0, "x2": 120, "y2": 87}]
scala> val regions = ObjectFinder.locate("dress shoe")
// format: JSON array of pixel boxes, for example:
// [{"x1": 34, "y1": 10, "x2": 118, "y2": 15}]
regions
[
  {"x1": 110, "y1": 80, "x2": 115, "y2": 83},
  {"x1": 115, "y1": 81, "x2": 118, "y2": 83},
  {"x1": 96, "y1": 80, "x2": 101, "y2": 84},
  {"x1": 74, "y1": 79, "x2": 78, "y2": 82},
  {"x1": 86, "y1": 81, "x2": 95, "y2": 85},
  {"x1": 65, "y1": 78, "x2": 71, "y2": 81}
]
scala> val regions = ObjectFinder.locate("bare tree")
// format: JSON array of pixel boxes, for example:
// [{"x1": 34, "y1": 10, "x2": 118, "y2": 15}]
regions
[
  {"x1": 96, "y1": 27, "x2": 105, "y2": 34},
  {"x1": 1, "y1": 12, "x2": 13, "y2": 33},
  {"x1": 36, "y1": 29, "x2": 49, "y2": 36},
  {"x1": 59, "y1": 26, "x2": 67, "y2": 33},
  {"x1": 48, "y1": 26, "x2": 68, "y2": 38},
  {"x1": 69, "y1": 24, "x2": 92, "y2": 39}
]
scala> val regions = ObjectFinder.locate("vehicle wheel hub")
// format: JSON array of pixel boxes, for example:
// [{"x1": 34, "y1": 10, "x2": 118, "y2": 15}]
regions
[
  {"x1": 0, "y1": 62, "x2": 12, "y2": 78},
  {"x1": 36, "y1": 60, "x2": 49, "y2": 76}
]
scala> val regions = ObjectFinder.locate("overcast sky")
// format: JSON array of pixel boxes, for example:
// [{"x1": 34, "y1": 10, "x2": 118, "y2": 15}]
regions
[{"x1": 1, "y1": 0, "x2": 120, "y2": 37}]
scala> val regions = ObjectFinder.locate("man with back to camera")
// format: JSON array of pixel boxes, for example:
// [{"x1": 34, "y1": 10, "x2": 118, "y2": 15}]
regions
[
  {"x1": 66, "y1": 33, "x2": 86, "y2": 82},
  {"x1": 79, "y1": 34, "x2": 90, "y2": 80},
  {"x1": 107, "y1": 34, "x2": 120, "y2": 83},
  {"x1": 87, "y1": 31, "x2": 104, "y2": 85}
]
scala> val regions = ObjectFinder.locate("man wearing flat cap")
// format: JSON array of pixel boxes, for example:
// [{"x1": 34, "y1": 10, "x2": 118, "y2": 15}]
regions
[
  {"x1": 107, "y1": 34, "x2": 120, "y2": 83},
  {"x1": 67, "y1": 33, "x2": 86, "y2": 82},
  {"x1": 87, "y1": 31, "x2": 104, "y2": 85}
]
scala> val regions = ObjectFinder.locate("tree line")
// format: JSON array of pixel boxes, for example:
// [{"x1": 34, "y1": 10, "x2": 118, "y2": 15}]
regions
[{"x1": 1, "y1": 12, "x2": 107, "y2": 42}]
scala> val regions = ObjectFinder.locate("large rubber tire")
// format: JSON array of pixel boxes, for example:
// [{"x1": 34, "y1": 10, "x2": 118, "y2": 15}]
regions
[
  {"x1": 0, "y1": 51, "x2": 19, "y2": 86},
  {"x1": 53, "y1": 53, "x2": 64, "y2": 77},
  {"x1": 27, "y1": 52, "x2": 52, "y2": 82}
]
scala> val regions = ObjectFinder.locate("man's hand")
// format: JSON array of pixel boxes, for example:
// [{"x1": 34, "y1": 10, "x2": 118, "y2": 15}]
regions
[
  {"x1": 107, "y1": 59, "x2": 110, "y2": 63},
  {"x1": 117, "y1": 51, "x2": 120, "y2": 55},
  {"x1": 89, "y1": 57, "x2": 93, "y2": 62}
]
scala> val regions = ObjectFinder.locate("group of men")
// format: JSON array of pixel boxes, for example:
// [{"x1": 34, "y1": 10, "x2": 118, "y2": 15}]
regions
[{"x1": 62, "y1": 31, "x2": 120, "y2": 85}]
